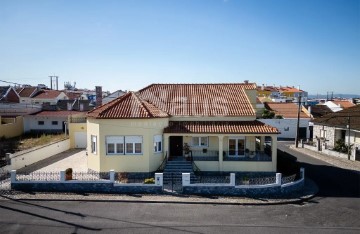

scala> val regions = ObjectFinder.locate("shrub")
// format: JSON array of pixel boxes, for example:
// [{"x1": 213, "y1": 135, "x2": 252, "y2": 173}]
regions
[
  {"x1": 333, "y1": 139, "x2": 352, "y2": 154},
  {"x1": 144, "y1": 178, "x2": 155, "y2": 184}
]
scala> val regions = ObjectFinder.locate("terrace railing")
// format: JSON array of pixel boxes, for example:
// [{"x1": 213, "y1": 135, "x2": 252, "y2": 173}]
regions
[{"x1": 223, "y1": 150, "x2": 272, "y2": 162}]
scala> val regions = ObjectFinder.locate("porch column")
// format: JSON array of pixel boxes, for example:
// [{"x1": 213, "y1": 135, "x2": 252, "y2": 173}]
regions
[
  {"x1": 260, "y1": 136, "x2": 265, "y2": 151},
  {"x1": 163, "y1": 135, "x2": 169, "y2": 160},
  {"x1": 271, "y1": 135, "x2": 277, "y2": 171},
  {"x1": 218, "y1": 135, "x2": 224, "y2": 172}
]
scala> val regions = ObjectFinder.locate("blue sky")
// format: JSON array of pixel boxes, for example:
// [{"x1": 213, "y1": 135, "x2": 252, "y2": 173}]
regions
[{"x1": 0, "y1": 0, "x2": 359, "y2": 94}]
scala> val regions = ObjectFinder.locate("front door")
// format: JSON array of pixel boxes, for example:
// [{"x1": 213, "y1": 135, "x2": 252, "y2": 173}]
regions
[{"x1": 170, "y1": 136, "x2": 183, "y2": 157}]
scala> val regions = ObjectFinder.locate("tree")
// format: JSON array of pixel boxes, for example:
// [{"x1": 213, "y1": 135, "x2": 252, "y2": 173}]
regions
[{"x1": 262, "y1": 109, "x2": 275, "y2": 119}]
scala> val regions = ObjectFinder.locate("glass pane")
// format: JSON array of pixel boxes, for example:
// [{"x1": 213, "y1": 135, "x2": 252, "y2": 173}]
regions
[
  {"x1": 107, "y1": 143, "x2": 115, "y2": 154},
  {"x1": 126, "y1": 143, "x2": 133, "y2": 154},
  {"x1": 238, "y1": 139, "x2": 245, "y2": 155},
  {"x1": 192, "y1": 137, "x2": 199, "y2": 146},
  {"x1": 200, "y1": 137, "x2": 207, "y2": 146},
  {"x1": 116, "y1": 143, "x2": 123, "y2": 154},
  {"x1": 229, "y1": 139, "x2": 236, "y2": 155},
  {"x1": 158, "y1": 142, "x2": 162, "y2": 152},
  {"x1": 135, "y1": 143, "x2": 142, "y2": 153}
]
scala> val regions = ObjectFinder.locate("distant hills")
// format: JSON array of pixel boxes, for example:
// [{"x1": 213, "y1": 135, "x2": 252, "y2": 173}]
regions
[{"x1": 308, "y1": 94, "x2": 360, "y2": 99}]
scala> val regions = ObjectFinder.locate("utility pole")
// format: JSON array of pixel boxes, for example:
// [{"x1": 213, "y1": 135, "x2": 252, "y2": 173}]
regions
[
  {"x1": 295, "y1": 94, "x2": 302, "y2": 148},
  {"x1": 347, "y1": 115, "x2": 351, "y2": 160}
]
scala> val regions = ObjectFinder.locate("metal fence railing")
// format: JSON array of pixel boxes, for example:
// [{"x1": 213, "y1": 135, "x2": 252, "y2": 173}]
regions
[{"x1": 281, "y1": 174, "x2": 296, "y2": 184}]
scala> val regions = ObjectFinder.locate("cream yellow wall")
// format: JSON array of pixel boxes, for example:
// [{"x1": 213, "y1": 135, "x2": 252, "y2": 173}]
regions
[
  {"x1": 223, "y1": 161, "x2": 274, "y2": 172},
  {"x1": 68, "y1": 122, "x2": 87, "y2": 148},
  {"x1": 257, "y1": 90, "x2": 271, "y2": 97},
  {"x1": 87, "y1": 119, "x2": 100, "y2": 172},
  {"x1": 0, "y1": 116, "x2": 23, "y2": 139},
  {"x1": 244, "y1": 89, "x2": 257, "y2": 111},
  {"x1": 171, "y1": 116, "x2": 256, "y2": 121},
  {"x1": 87, "y1": 118, "x2": 169, "y2": 172}
]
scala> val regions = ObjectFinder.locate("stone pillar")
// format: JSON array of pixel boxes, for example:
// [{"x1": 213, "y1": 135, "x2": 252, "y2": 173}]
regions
[
  {"x1": 300, "y1": 168, "x2": 305, "y2": 179},
  {"x1": 271, "y1": 135, "x2": 277, "y2": 172},
  {"x1": 182, "y1": 173, "x2": 190, "y2": 186},
  {"x1": 276, "y1": 173, "x2": 282, "y2": 185},
  {"x1": 10, "y1": 170, "x2": 16, "y2": 183},
  {"x1": 110, "y1": 170, "x2": 115, "y2": 182},
  {"x1": 155, "y1": 173, "x2": 163, "y2": 186},
  {"x1": 230, "y1": 173, "x2": 235, "y2": 186},
  {"x1": 218, "y1": 135, "x2": 224, "y2": 172},
  {"x1": 60, "y1": 171, "x2": 65, "y2": 182}
]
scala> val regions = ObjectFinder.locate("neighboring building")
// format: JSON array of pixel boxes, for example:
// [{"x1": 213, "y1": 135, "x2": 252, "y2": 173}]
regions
[
  {"x1": 257, "y1": 85, "x2": 308, "y2": 103},
  {"x1": 260, "y1": 102, "x2": 311, "y2": 140},
  {"x1": 57, "y1": 99, "x2": 92, "y2": 112},
  {"x1": 86, "y1": 83, "x2": 279, "y2": 173},
  {"x1": 30, "y1": 90, "x2": 68, "y2": 105},
  {"x1": 312, "y1": 105, "x2": 360, "y2": 161},
  {"x1": 0, "y1": 86, "x2": 20, "y2": 103},
  {"x1": 305, "y1": 105, "x2": 333, "y2": 119},
  {"x1": 318, "y1": 99, "x2": 355, "y2": 113},
  {"x1": 102, "y1": 90, "x2": 126, "y2": 104},
  {"x1": 24, "y1": 110, "x2": 85, "y2": 133},
  {"x1": 16, "y1": 86, "x2": 39, "y2": 104}
]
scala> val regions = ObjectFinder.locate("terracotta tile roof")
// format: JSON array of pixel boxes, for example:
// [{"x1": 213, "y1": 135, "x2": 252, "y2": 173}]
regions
[
  {"x1": 32, "y1": 110, "x2": 85, "y2": 117},
  {"x1": 32, "y1": 90, "x2": 64, "y2": 99},
  {"x1": 312, "y1": 105, "x2": 360, "y2": 131},
  {"x1": 137, "y1": 83, "x2": 256, "y2": 116},
  {"x1": 332, "y1": 100, "x2": 355, "y2": 109},
  {"x1": 306, "y1": 105, "x2": 333, "y2": 118},
  {"x1": 164, "y1": 121, "x2": 279, "y2": 134},
  {"x1": 279, "y1": 86, "x2": 303, "y2": 93},
  {"x1": 265, "y1": 102, "x2": 310, "y2": 118},
  {"x1": 16, "y1": 87, "x2": 38, "y2": 97},
  {"x1": 87, "y1": 92, "x2": 169, "y2": 119}
]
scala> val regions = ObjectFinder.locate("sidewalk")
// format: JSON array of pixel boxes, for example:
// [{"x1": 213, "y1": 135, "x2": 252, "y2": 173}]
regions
[{"x1": 289, "y1": 145, "x2": 360, "y2": 173}]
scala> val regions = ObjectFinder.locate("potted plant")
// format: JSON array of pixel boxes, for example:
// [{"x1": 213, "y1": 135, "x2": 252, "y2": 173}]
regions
[
  {"x1": 65, "y1": 168, "x2": 73, "y2": 180},
  {"x1": 183, "y1": 143, "x2": 191, "y2": 160}
]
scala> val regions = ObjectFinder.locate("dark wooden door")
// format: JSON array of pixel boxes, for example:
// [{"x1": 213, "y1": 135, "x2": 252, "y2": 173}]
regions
[{"x1": 170, "y1": 136, "x2": 183, "y2": 157}]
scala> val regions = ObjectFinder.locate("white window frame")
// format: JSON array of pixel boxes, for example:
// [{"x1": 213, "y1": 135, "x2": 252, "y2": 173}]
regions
[
  {"x1": 91, "y1": 135, "x2": 97, "y2": 155},
  {"x1": 228, "y1": 136, "x2": 246, "y2": 157},
  {"x1": 192, "y1": 137, "x2": 209, "y2": 147},
  {"x1": 106, "y1": 136, "x2": 124, "y2": 155},
  {"x1": 154, "y1": 135, "x2": 162, "y2": 153},
  {"x1": 125, "y1": 136, "x2": 143, "y2": 155},
  {"x1": 320, "y1": 129, "x2": 327, "y2": 139}
]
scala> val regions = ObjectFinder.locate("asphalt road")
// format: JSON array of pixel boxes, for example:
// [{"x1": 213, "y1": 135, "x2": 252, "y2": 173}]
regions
[{"x1": 0, "y1": 142, "x2": 359, "y2": 233}]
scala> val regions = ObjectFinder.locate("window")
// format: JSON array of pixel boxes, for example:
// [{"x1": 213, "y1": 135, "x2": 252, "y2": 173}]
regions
[
  {"x1": 106, "y1": 136, "x2": 124, "y2": 155},
  {"x1": 125, "y1": 136, "x2": 143, "y2": 154},
  {"x1": 52, "y1": 121, "x2": 58, "y2": 125},
  {"x1": 320, "y1": 129, "x2": 327, "y2": 139},
  {"x1": 38, "y1": 121, "x2": 44, "y2": 125},
  {"x1": 192, "y1": 137, "x2": 208, "y2": 147},
  {"x1": 154, "y1": 135, "x2": 162, "y2": 153},
  {"x1": 228, "y1": 137, "x2": 245, "y2": 156},
  {"x1": 91, "y1": 135, "x2": 97, "y2": 154}
]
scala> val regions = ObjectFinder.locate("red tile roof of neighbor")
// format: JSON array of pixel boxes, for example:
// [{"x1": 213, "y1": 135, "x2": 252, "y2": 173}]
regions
[
  {"x1": 16, "y1": 87, "x2": 38, "y2": 97},
  {"x1": 332, "y1": 100, "x2": 355, "y2": 109},
  {"x1": 32, "y1": 90, "x2": 64, "y2": 99},
  {"x1": 265, "y1": 102, "x2": 311, "y2": 118},
  {"x1": 312, "y1": 105, "x2": 360, "y2": 131},
  {"x1": 88, "y1": 83, "x2": 257, "y2": 119},
  {"x1": 32, "y1": 111, "x2": 85, "y2": 117},
  {"x1": 164, "y1": 121, "x2": 279, "y2": 134}
]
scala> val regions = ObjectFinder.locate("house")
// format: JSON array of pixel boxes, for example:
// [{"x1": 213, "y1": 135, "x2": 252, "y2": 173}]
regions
[
  {"x1": 259, "y1": 102, "x2": 311, "y2": 140},
  {"x1": 24, "y1": 110, "x2": 85, "y2": 134},
  {"x1": 102, "y1": 90, "x2": 126, "y2": 104},
  {"x1": 16, "y1": 86, "x2": 40, "y2": 103},
  {"x1": 319, "y1": 100, "x2": 355, "y2": 113},
  {"x1": 30, "y1": 89, "x2": 68, "y2": 105},
  {"x1": 312, "y1": 105, "x2": 360, "y2": 161},
  {"x1": 86, "y1": 83, "x2": 279, "y2": 173},
  {"x1": 0, "y1": 86, "x2": 20, "y2": 103},
  {"x1": 305, "y1": 105, "x2": 333, "y2": 119}
]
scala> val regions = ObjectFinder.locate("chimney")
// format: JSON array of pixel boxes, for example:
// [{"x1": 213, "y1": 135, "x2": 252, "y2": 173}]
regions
[
  {"x1": 95, "y1": 86, "x2": 102, "y2": 107},
  {"x1": 244, "y1": 80, "x2": 249, "y2": 84}
]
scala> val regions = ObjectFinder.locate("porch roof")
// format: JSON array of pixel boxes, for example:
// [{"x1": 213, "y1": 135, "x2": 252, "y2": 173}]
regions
[{"x1": 163, "y1": 121, "x2": 279, "y2": 134}]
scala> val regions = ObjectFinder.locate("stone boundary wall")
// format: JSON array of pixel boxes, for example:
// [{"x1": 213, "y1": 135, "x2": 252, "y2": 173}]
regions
[
  {"x1": 9, "y1": 139, "x2": 70, "y2": 170},
  {"x1": 303, "y1": 143, "x2": 355, "y2": 161},
  {"x1": 182, "y1": 168, "x2": 305, "y2": 196},
  {"x1": 10, "y1": 170, "x2": 163, "y2": 194}
]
